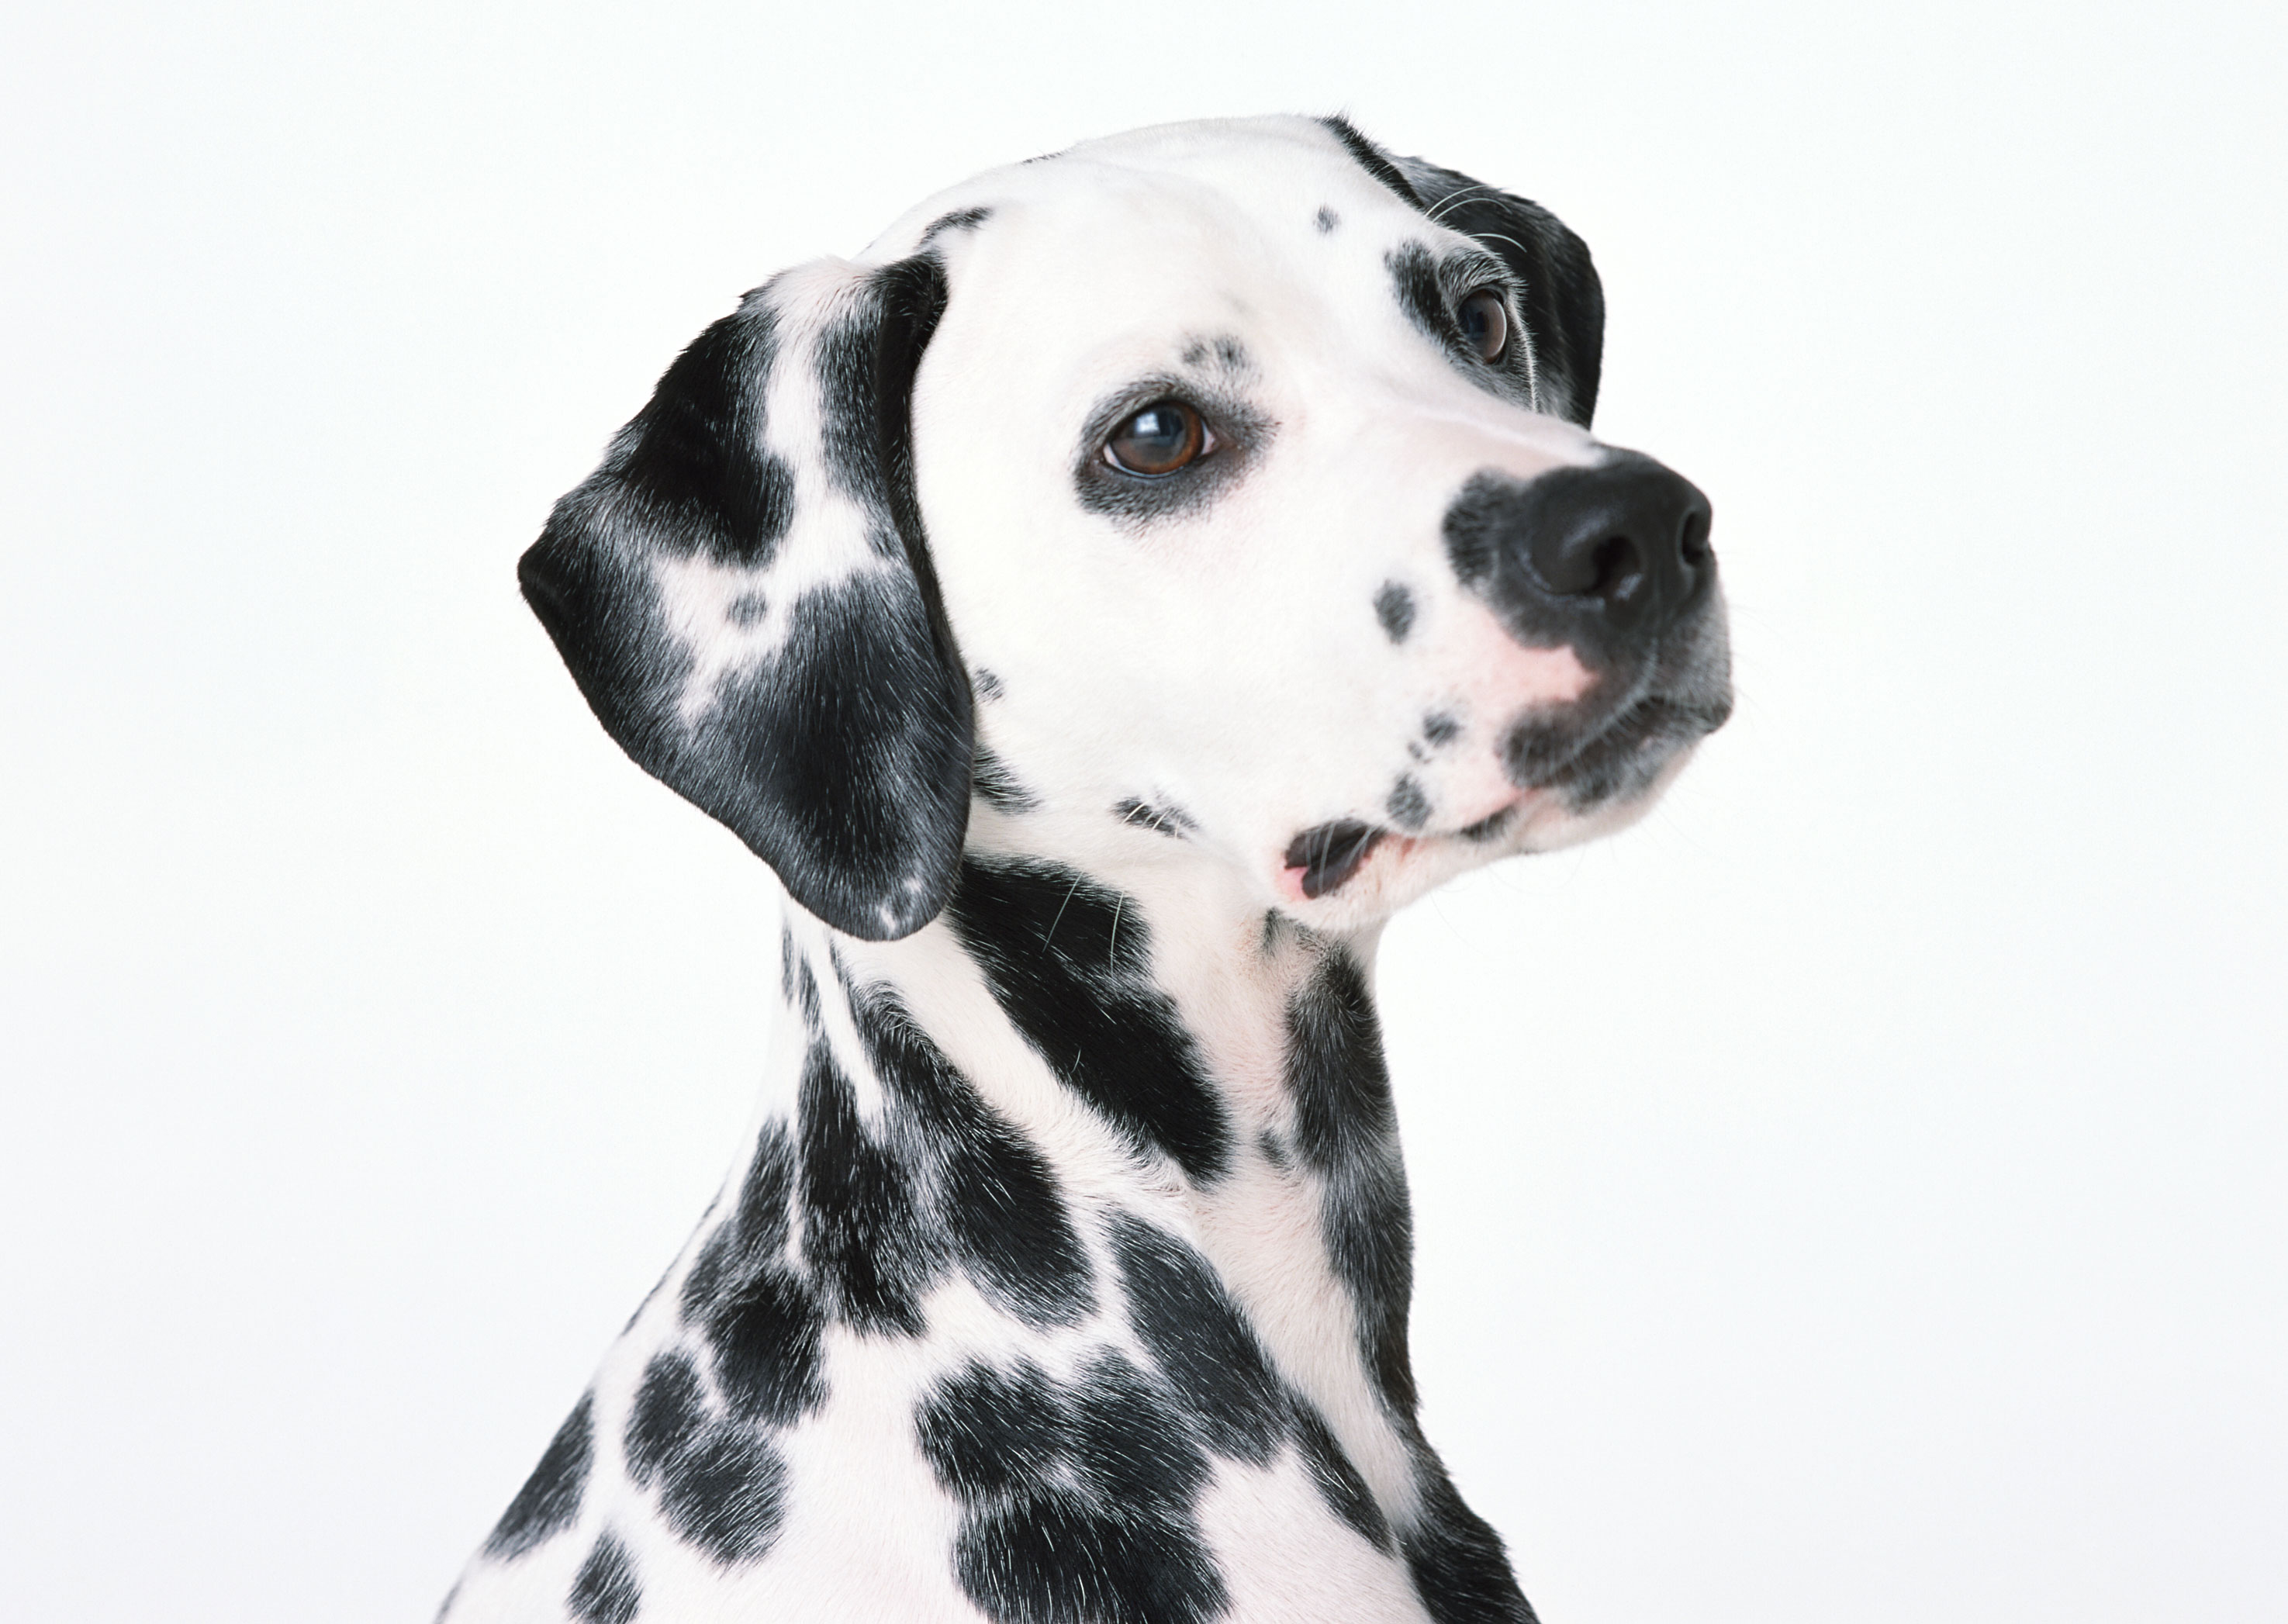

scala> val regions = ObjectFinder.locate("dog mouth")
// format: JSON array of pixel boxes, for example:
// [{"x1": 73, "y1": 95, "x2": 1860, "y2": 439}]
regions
[{"x1": 1281, "y1": 690, "x2": 1732, "y2": 903}]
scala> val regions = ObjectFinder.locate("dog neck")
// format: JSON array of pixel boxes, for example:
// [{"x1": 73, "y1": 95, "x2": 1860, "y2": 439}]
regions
[{"x1": 586, "y1": 815, "x2": 1528, "y2": 1615}]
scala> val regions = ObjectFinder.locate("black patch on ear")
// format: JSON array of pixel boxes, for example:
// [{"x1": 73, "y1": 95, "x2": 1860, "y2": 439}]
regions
[
  {"x1": 485, "y1": 1393, "x2": 593, "y2": 1558},
  {"x1": 568, "y1": 1533, "x2": 641, "y2": 1624},
  {"x1": 945, "y1": 859, "x2": 1232, "y2": 1183},
  {"x1": 1286, "y1": 948, "x2": 1419, "y2": 1418},
  {"x1": 1393, "y1": 154, "x2": 1605, "y2": 427},
  {"x1": 1375, "y1": 582, "x2": 1416, "y2": 643},
  {"x1": 973, "y1": 743, "x2": 1038, "y2": 814},
  {"x1": 518, "y1": 257, "x2": 973, "y2": 942},
  {"x1": 853, "y1": 989, "x2": 1097, "y2": 1326},
  {"x1": 1320, "y1": 116, "x2": 1423, "y2": 208}
]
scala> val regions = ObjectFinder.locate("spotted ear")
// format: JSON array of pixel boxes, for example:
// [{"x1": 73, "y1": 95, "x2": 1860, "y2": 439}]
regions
[
  {"x1": 518, "y1": 254, "x2": 973, "y2": 942},
  {"x1": 1393, "y1": 155, "x2": 1606, "y2": 428}
]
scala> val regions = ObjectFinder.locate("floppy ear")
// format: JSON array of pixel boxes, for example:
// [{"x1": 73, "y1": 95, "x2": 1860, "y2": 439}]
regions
[
  {"x1": 1393, "y1": 154, "x2": 1606, "y2": 428},
  {"x1": 518, "y1": 254, "x2": 973, "y2": 942}
]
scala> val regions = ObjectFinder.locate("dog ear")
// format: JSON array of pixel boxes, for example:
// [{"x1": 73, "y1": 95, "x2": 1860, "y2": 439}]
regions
[
  {"x1": 1393, "y1": 155, "x2": 1606, "y2": 428},
  {"x1": 517, "y1": 254, "x2": 973, "y2": 942}
]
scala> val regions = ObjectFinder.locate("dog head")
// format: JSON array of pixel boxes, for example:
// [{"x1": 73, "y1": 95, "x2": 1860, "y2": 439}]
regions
[{"x1": 521, "y1": 115, "x2": 1731, "y2": 940}]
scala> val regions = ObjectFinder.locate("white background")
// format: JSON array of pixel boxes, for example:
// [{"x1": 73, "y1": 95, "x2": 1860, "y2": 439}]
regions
[{"x1": 4, "y1": 3, "x2": 2283, "y2": 1620}]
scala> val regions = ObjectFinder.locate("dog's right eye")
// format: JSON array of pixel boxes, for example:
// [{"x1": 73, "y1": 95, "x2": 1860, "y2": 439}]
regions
[{"x1": 1105, "y1": 401, "x2": 1210, "y2": 475}]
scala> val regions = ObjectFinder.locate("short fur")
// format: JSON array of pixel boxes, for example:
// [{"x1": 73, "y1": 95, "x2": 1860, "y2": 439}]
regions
[{"x1": 445, "y1": 115, "x2": 1730, "y2": 1624}]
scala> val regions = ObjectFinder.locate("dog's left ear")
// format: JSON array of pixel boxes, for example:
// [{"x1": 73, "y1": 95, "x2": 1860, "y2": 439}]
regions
[
  {"x1": 1394, "y1": 154, "x2": 1607, "y2": 428},
  {"x1": 517, "y1": 254, "x2": 973, "y2": 942}
]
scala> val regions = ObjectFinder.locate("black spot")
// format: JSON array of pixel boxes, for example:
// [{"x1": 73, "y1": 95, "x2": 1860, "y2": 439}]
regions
[
  {"x1": 1294, "y1": 1405, "x2": 1394, "y2": 1552},
  {"x1": 1111, "y1": 1215, "x2": 1284, "y2": 1462},
  {"x1": 568, "y1": 1533, "x2": 641, "y2": 1624},
  {"x1": 1375, "y1": 582, "x2": 1416, "y2": 643},
  {"x1": 973, "y1": 743, "x2": 1038, "y2": 813},
  {"x1": 727, "y1": 589, "x2": 769, "y2": 627},
  {"x1": 1423, "y1": 711, "x2": 1461, "y2": 747},
  {"x1": 1114, "y1": 797, "x2": 1197, "y2": 839},
  {"x1": 855, "y1": 991, "x2": 1097, "y2": 1326},
  {"x1": 955, "y1": 1483, "x2": 1229, "y2": 1624},
  {"x1": 921, "y1": 205, "x2": 994, "y2": 244},
  {"x1": 1460, "y1": 805, "x2": 1516, "y2": 842},
  {"x1": 1069, "y1": 1351, "x2": 1215, "y2": 1515},
  {"x1": 797, "y1": 1035, "x2": 938, "y2": 1334},
  {"x1": 1286, "y1": 948, "x2": 1418, "y2": 1416},
  {"x1": 917, "y1": 1359, "x2": 1073, "y2": 1500},
  {"x1": 1315, "y1": 206, "x2": 1340, "y2": 233},
  {"x1": 486, "y1": 1393, "x2": 593, "y2": 1558},
  {"x1": 1284, "y1": 821, "x2": 1385, "y2": 900},
  {"x1": 1401, "y1": 1455, "x2": 1540, "y2": 1624},
  {"x1": 1214, "y1": 336, "x2": 1249, "y2": 373},
  {"x1": 710, "y1": 1259, "x2": 829, "y2": 1425},
  {"x1": 658, "y1": 1424, "x2": 790, "y2": 1567},
  {"x1": 516, "y1": 254, "x2": 975, "y2": 943},
  {"x1": 1319, "y1": 115, "x2": 1422, "y2": 208},
  {"x1": 1387, "y1": 776, "x2": 1431, "y2": 831},
  {"x1": 1257, "y1": 1128, "x2": 1292, "y2": 1171},
  {"x1": 973, "y1": 667, "x2": 1005, "y2": 701},
  {"x1": 625, "y1": 1355, "x2": 707, "y2": 1488},
  {"x1": 945, "y1": 859, "x2": 1232, "y2": 1183}
]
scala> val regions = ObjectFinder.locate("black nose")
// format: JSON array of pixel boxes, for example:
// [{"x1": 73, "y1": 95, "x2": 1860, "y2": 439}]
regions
[{"x1": 1444, "y1": 451, "x2": 1715, "y2": 652}]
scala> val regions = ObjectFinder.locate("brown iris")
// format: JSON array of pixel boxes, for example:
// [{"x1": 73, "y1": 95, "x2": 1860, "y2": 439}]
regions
[
  {"x1": 1104, "y1": 400, "x2": 1208, "y2": 475},
  {"x1": 1458, "y1": 288, "x2": 1509, "y2": 361}
]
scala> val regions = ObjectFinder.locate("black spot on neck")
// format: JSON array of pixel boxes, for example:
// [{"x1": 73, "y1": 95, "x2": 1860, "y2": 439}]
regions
[
  {"x1": 568, "y1": 1533, "x2": 641, "y2": 1624},
  {"x1": 485, "y1": 1393, "x2": 593, "y2": 1559},
  {"x1": 944, "y1": 858, "x2": 1232, "y2": 1182},
  {"x1": 1375, "y1": 581, "x2": 1416, "y2": 643},
  {"x1": 797, "y1": 1035, "x2": 939, "y2": 1334},
  {"x1": 624, "y1": 1353, "x2": 792, "y2": 1567},
  {"x1": 1286, "y1": 948, "x2": 1418, "y2": 1418}
]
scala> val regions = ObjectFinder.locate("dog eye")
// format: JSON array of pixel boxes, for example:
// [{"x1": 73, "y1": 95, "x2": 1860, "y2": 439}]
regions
[
  {"x1": 1458, "y1": 289, "x2": 1509, "y2": 361},
  {"x1": 1104, "y1": 401, "x2": 1209, "y2": 475}
]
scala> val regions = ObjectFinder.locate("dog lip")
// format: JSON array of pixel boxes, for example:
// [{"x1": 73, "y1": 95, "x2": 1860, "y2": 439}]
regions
[{"x1": 1282, "y1": 819, "x2": 1387, "y2": 898}]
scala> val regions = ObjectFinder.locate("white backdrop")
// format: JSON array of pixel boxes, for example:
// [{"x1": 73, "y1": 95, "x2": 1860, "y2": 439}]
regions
[{"x1": 3, "y1": 3, "x2": 2282, "y2": 1621}]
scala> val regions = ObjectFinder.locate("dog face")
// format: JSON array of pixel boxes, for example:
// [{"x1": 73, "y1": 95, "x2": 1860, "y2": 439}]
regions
[{"x1": 520, "y1": 116, "x2": 1730, "y2": 939}]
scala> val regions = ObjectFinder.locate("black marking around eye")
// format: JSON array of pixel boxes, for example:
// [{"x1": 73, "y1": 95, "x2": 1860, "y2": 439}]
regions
[
  {"x1": 1115, "y1": 797, "x2": 1198, "y2": 838},
  {"x1": 567, "y1": 1532, "x2": 641, "y2": 1624},
  {"x1": 1073, "y1": 382, "x2": 1274, "y2": 529},
  {"x1": 973, "y1": 743, "x2": 1038, "y2": 814},
  {"x1": 1387, "y1": 776, "x2": 1431, "y2": 831},
  {"x1": 1286, "y1": 948, "x2": 1418, "y2": 1418},
  {"x1": 1374, "y1": 582, "x2": 1416, "y2": 643},
  {"x1": 1315, "y1": 206, "x2": 1340, "y2": 233},
  {"x1": 1423, "y1": 711, "x2": 1461, "y2": 747},
  {"x1": 945, "y1": 859, "x2": 1232, "y2": 1182},
  {"x1": 485, "y1": 1392, "x2": 593, "y2": 1559}
]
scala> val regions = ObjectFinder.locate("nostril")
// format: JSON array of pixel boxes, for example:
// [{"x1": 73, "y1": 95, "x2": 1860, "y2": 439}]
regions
[
  {"x1": 1678, "y1": 506, "x2": 1713, "y2": 568},
  {"x1": 1589, "y1": 534, "x2": 1647, "y2": 605}
]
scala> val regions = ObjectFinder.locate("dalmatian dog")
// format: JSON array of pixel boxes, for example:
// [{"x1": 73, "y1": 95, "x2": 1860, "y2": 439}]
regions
[{"x1": 442, "y1": 114, "x2": 1730, "y2": 1624}]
